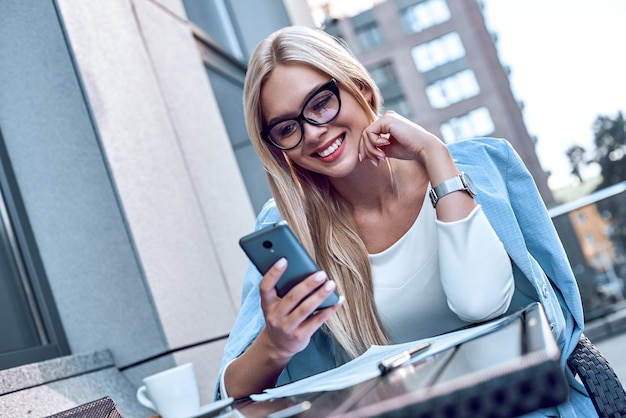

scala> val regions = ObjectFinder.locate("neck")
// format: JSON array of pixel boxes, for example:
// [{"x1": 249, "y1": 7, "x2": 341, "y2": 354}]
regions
[{"x1": 330, "y1": 160, "x2": 402, "y2": 210}]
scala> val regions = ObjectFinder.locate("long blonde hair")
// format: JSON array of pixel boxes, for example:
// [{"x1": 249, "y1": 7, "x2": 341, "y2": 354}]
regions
[{"x1": 243, "y1": 25, "x2": 390, "y2": 358}]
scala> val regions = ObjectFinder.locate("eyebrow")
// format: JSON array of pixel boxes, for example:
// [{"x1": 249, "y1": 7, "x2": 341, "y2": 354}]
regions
[{"x1": 265, "y1": 80, "x2": 328, "y2": 127}]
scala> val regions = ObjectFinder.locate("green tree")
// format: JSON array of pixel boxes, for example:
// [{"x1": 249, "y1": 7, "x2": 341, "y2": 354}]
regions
[
  {"x1": 589, "y1": 112, "x2": 626, "y2": 285},
  {"x1": 565, "y1": 144, "x2": 587, "y2": 183},
  {"x1": 591, "y1": 111, "x2": 626, "y2": 190}
]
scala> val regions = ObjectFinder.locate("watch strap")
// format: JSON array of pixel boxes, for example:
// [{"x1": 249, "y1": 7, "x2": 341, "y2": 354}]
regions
[{"x1": 429, "y1": 173, "x2": 472, "y2": 208}]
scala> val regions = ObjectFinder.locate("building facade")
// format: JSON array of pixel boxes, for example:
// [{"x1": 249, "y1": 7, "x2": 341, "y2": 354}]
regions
[
  {"x1": 0, "y1": 0, "x2": 310, "y2": 416},
  {"x1": 315, "y1": 0, "x2": 555, "y2": 206},
  {"x1": 550, "y1": 182, "x2": 626, "y2": 319}
]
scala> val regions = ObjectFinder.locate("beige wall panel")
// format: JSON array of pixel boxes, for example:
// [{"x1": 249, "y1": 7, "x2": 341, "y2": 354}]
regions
[
  {"x1": 151, "y1": 0, "x2": 187, "y2": 19},
  {"x1": 57, "y1": 0, "x2": 243, "y2": 347},
  {"x1": 133, "y1": 0, "x2": 254, "y2": 303}
]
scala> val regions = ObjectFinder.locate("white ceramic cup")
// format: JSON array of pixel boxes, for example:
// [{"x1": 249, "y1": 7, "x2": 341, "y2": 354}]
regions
[{"x1": 136, "y1": 362, "x2": 200, "y2": 418}]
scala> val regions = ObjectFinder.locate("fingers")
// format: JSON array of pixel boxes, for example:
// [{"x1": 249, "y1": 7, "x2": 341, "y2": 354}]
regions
[
  {"x1": 260, "y1": 263, "x2": 344, "y2": 359},
  {"x1": 259, "y1": 257, "x2": 287, "y2": 304},
  {"x1": 360, "y1": 111, "x2": 443, "y2": 163},
  {"x1": 360, "y1": 131, "x2": 389, "y2": 166},
  {"x1": 278, "y1": 270, "x2": 324, "y2": 303},
  {"x1": 260, "y1": 259, "x2": 342, "y2": 320},
  {"x1": 281, "y1": 271, "x2": 341, "y2": 316},
  {"x1": 289, "y1": 275, "x2": 338, "y2": 314},
  {"x1": 283, "y1": 279, "x2": 344, "y2": 342},
  {"x1": 302, "y1": 293, "x2": 344, "y2": 329},
  {"x1": 360, "y1": 117, "x2": 393, "y2": 166}
]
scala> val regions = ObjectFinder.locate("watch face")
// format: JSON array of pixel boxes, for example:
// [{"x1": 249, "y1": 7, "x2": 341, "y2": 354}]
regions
[{"x1": 461, "y1": 172, "x2": 477, "y2": 196}]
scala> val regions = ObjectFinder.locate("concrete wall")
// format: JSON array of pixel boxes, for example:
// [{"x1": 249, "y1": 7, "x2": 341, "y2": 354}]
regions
[
  {"x1": 0, "y1": 0, "x2": 259, "y2": 414},
  {"x1": 56, "y1": 0, "x2": 256, "y2": 402}
]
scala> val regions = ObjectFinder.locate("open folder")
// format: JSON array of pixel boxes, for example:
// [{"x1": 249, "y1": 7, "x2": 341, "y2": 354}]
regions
[{"x1": 251, "y1": 309, "x2": 520, "y2": 401}]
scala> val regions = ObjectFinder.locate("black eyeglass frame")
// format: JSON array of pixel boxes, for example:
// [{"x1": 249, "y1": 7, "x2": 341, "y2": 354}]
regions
[{"x1": 260, "y1": 79, "x2": 341, "y2": 150}]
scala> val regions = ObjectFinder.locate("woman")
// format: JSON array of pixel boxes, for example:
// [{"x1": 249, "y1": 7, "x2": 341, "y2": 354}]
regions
[{"x1": 217, "y1": 26, "x2": 593, "y2": 416}]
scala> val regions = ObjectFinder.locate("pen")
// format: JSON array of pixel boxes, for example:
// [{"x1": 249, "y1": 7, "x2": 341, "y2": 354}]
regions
[{"x1": 378, "y1": 342, "x2": 431, "y2": 374}]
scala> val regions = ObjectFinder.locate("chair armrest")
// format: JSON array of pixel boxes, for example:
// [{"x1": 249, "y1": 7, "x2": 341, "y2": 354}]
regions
[
  {"x1": 46, "y1": 396, "x2": 123, "y2": 418},
  {"x1": 567, "y1": 334, "x2": 626, "y2": 417}
]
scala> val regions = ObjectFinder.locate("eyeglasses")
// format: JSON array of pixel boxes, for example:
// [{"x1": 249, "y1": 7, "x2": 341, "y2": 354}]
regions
[{"x1": 261, "y1": 79, "x2": 341, "y2": 150}]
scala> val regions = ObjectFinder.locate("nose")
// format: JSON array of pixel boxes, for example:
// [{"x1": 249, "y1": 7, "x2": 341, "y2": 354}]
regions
[{"x1": 301, "y1": 120, "x2": 329, "y2": 144}]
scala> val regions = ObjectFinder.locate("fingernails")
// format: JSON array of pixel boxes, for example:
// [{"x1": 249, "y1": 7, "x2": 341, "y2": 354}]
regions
[
  {"x1": 377, "y1": 155, "x2": 385, "y2": 161},
  {"x1": 370, "y1": 159, "x2": 378, "y2": 167},
  {"x1": 337, "y1": 295, "x2": 345, "y2": 305},
  {"x1": 377, "y1": 139, "x2": 391, "y2": 145},
  {"x1": 358, "y1": 152, "x2": 363, "y2": 162},
  {"x1": 324, "y1": 280, "x2": 336, "y2": 291},
  {"x1": 314, "y1": 271, "x2": 327, "y2": 282},
  {"x1": 275, "y1": 258, "x2": 287, "y2": 270}
]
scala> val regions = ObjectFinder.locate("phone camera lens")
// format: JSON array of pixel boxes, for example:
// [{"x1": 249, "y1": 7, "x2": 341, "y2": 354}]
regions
[{"x1": 262, "y1": 240, "x2": 273, "y2": 249}]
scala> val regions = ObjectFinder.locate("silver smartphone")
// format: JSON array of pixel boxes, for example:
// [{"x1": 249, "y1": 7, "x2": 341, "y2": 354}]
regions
[{"x1": 239, "y1": 221, "x2": 339, "y2": 309}]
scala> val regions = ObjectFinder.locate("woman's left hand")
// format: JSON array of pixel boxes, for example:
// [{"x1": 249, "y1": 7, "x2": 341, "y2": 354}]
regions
[{"x1": 359, "y1": 111, "x2": 445, "y2": 164}]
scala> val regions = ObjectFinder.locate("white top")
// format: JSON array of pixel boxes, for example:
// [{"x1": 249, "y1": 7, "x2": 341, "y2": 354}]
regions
[
  {"x1": 221, "y1": 192, "x2": 514, "y2": 396},
  {"x1": 370, "y1": 193, "x2": 514, "y2": 343}
]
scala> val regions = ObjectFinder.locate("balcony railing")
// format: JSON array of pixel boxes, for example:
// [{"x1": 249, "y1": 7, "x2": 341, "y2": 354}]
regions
[{"x1": 550, "y1": 181, "x2": 626, "y2": 321}]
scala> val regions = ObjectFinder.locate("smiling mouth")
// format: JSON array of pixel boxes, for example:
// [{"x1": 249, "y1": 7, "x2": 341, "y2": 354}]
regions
[{"x1": 317, "y1": 136, "x2": 344, "y2": 158}]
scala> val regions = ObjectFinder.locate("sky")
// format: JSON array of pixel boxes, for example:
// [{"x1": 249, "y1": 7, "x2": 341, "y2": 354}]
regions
[
  {"x1": 481, "y1": 0, "x2": 626, "y2": 189},
  {"x1": 313, "y1": 0, "x2": 626, "y2": 190}
]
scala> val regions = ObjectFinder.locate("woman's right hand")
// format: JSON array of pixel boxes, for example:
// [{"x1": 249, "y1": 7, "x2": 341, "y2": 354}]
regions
[
  {"x1": 257, "y1": 257, "x2": 343, "y2": 363},
  {"x1": 223, "y1": 258, "x2": 343, "y2": 399}
]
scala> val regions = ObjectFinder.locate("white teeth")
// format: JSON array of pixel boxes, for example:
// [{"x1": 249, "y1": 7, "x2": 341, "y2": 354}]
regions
[{"x1": 317, "y1": 137, "x2": 343, "y2": 157}]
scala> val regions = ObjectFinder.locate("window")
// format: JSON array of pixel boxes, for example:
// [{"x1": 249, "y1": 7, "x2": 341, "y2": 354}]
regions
[
  {"x1": 426, "y1": 69, "x2": 480, "y2": 109},
  {"x1": 355, "y1": 22, "x2": 384, "y2": 51},
  {"x1": 183, "y1": 0, "x2": 245, "y2": 61},
  {"x1": 401, "y1": 0, "x2": 450, "y2": 33},
  {"x1": 0, "y1": 134, "x2": 69, "y2": 370},
  {"x1": 368, "y1": 62, "x2": 412, "y2": 118},
  {"x1": 0, "y1": 189, "x2": 45, "y2": 354},
  {"x1": 440, "y1": 107, "x2": 495, "y2": 142},
  {"x1": 411, "y1": 32, "x2": 465, "y2": 73},
  {"x1": 384, "y1": 96, "x2": 412, "y2": 118},
  {"x1": 369, "y1": 61, "x2": 397, "y2": 87},
  {"x1": 184, "y1": 1, "x2": 272, "y2": 213},
  {"x1": 593, "y1": 254, "x2": 603, "y2": 269}
]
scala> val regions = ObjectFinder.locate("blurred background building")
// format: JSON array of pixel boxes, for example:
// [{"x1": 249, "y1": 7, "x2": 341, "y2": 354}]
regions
[
  {"x1": 0, "y1": 0, "x2": 623, "y2": 416},
  {"x1": 311, "y1": 0, "x2": 554, "y2": 206}
]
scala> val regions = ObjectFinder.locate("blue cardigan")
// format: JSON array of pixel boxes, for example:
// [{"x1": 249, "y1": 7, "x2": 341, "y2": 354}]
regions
[{"x1": 217, "y1": 138, "x2": 594, "y2": 416}]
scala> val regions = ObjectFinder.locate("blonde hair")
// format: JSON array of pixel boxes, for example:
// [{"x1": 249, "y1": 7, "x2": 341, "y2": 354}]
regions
[{"x1": 244, "y1": 25, "x2": 390, "y2": 358}]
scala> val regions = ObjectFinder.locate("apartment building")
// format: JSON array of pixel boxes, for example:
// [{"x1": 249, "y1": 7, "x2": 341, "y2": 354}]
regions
[{"x1": 314, "y1": 0, "x2": 555, "y2": 206}]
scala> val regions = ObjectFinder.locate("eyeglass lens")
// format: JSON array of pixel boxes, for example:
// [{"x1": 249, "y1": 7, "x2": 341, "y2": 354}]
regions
[{"x1": 267, "y1": 84, "x2": 340, "y2": 149}]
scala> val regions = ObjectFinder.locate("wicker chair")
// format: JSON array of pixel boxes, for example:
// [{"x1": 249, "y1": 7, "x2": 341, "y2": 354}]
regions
[
  {"x1": 567, "y1": 334, "x2": 626, "y2": 417},
  {"x1": 46, "y1": 396, "x2": 123, "y2": 418}
]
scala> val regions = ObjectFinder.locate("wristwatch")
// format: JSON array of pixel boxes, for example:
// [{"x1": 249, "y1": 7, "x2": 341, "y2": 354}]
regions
[{"x1": 429, "y1": 172, "x2": 476, "y2": 208}]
